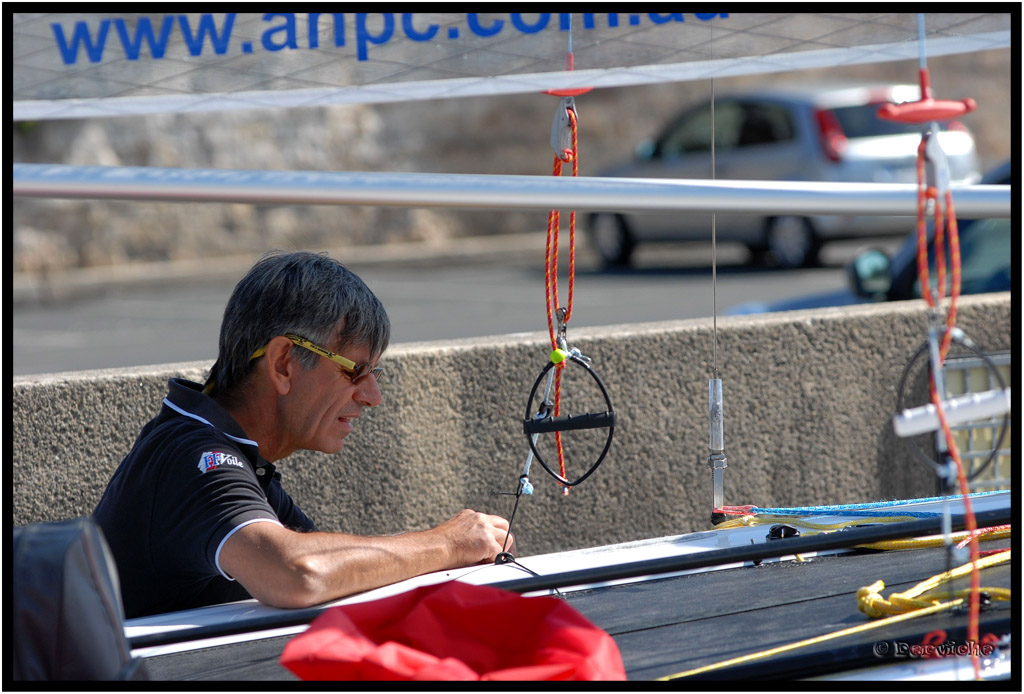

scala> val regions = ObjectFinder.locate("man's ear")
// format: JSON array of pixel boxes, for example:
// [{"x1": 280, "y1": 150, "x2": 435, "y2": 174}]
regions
[{"x1": 263, "y1": 336, "x2": 298, "y2": 396}]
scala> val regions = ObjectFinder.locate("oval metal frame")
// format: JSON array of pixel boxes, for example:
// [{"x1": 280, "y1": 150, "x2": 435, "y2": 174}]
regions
[{"x1": 523, "y1": 353, "x2": 616, "y2": 487}]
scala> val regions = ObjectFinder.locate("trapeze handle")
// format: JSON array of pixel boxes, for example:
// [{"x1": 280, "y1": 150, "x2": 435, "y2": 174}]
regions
[
  {"x1": 523, "y1": 410, "x2": 616, "y2": 435},
  {"x1": 893, "y1": 388, "x2": 1011, "y2": 438},
  {"x1": 877, "y1": 97, "x2": 976, "y2": 124}
]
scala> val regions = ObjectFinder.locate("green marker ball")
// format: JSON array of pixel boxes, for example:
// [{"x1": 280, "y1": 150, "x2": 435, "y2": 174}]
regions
[{"x1": 550, "y1": 348, "x2": 568, "y2": 364}]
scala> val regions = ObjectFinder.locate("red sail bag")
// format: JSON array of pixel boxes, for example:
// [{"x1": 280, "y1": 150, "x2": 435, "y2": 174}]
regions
[{"x1": 280, "y1": 581, "x2": 626, "y2": 681}]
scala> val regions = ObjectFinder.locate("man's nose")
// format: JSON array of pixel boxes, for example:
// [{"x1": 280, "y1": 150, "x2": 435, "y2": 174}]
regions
[{"x1": 355, "y1": 375, "x2": 383, "y2": 407}]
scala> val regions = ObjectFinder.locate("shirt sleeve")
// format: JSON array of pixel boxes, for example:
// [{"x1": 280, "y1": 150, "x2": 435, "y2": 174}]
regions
[{"x1": 154, "y1": 437, "x2": 281, "y2": 580}]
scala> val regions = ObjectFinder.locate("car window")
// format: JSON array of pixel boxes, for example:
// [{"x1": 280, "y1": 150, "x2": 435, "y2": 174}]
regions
[
  {"x1": 658, "y1": 100, "x2": 744, "y2": 156},
  {"x1": 658, "y1": 100, "x2": 795, "y2": 156},
  {"x1": 737, "y1": 103, "x2": 795, "y2": 147},
  {"x1": 914, "y1": 218, "x2": 1012, "y2": 297}
]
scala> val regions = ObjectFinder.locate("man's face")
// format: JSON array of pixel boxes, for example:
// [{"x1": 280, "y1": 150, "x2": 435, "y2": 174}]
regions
[{"x1": 283, "y1": 342, "x2": 383, "y2": 455}]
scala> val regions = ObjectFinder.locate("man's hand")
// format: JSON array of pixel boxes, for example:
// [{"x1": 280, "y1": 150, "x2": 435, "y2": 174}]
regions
[{"x1": 434, "y1": 509, "x2": 515, "y2": 567}]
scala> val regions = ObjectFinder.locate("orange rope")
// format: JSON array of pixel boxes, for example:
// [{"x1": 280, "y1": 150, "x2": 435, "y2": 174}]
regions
[
  {"x1": 914, "y1": 145, "x2": 963, "y2": 360},
  {"x1": 914, "y1": 140, "x2": 932, "y2": 308},
  {"x1": 545, "y1": 107, "x2": 579, "y2": 491},
  {"x1": 914, "y1": 131, "x2": 980, "y2": 678},
  {"x1": 940, "y1": 190, "x2": 962, "y2": 357}
]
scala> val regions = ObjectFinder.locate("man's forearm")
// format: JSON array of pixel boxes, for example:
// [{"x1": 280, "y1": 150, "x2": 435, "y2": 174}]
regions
[{"x1": 219, "y1": 509, "x2": 510, "y2": 609}]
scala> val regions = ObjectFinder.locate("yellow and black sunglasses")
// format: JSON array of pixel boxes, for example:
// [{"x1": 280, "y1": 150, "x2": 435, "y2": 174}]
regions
[{"x1": 251, "y1": 333, "x2": 384, "y2": 384}]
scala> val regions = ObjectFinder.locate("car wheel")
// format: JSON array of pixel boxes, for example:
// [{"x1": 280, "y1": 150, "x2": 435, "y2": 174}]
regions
[
  {"x1": 765, "y1": 216, "x2": 820, "y2": 269},
  {"x1": 589, "y1": 214, "x2": 635, "y2": 268}
]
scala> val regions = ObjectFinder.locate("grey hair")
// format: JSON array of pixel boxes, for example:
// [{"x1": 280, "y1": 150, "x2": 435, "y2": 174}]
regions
[{"x1": 205, "y1": 250, "x2": 390, "y2": 404}]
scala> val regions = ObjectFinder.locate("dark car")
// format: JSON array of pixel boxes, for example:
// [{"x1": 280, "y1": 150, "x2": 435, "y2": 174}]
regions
[
  {"x1": 588, "y1": 82, "x2": 981, "y2": 269},
  {"x1": 725, "y1": 160, "x2": 1011, "y2": 315}
]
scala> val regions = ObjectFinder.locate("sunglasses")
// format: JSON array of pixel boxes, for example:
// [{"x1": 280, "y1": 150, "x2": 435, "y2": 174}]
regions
[{"x1": 251, "y1": 333, "x2": 384, "y2": 384}]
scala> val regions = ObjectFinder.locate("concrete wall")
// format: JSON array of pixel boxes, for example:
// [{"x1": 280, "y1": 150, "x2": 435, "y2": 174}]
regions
[{"x1": 12, "y1": 293, "x2": 1011, "y2": 556}]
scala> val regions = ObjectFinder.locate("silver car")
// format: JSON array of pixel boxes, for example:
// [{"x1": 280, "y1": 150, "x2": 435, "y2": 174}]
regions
[{"x1": 588, "y1": 82, "x2": 981, "y2": 269}]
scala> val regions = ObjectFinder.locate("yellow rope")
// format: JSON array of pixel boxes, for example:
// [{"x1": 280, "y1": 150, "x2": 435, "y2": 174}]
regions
[
  {"x1": 656, "y1": 548, "x2": 1011, "y2": 680},
  {"x1": 858, "y1": 526, "x2": 1010, "y2": 551},
  {"x1": 857, "y1": 549, "x2": 1011, "y2": 618},
  {"x1": 714, "y1": 516, "x2": 1010, "y2": 552},
  {"x1": 712, "y1": 514, "x2": 923, "y2": 532}
]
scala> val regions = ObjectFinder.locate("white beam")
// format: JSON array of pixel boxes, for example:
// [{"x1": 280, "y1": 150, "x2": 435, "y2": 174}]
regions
[{"x1": 12, "y1": 163, "x2": 1011, "y2": 218}]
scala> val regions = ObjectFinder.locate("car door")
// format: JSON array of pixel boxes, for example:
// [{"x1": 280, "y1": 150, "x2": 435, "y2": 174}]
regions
[
  {"x1": 627, "y1": 99, "x2": 741, "y2": 240},
  {"x1": 623, "y1": 98, "x2": 798, "y2": 244},
  {"x1": 713, "y1": 99, "x2": 805, "y2": 245}
]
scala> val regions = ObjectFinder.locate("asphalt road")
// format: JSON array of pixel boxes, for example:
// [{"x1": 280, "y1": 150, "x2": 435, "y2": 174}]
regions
[{"x1": 12, "y1": 237, "x2": 897, "y2": 377}]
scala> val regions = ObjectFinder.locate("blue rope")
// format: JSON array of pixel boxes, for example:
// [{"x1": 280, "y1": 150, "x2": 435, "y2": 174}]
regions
[
  {"x1": 747, "y1": 490, "x2": 1006, "y2": 518},
  {"x1": 752, "y1": 508, "x2": 942, "y2": 518}
]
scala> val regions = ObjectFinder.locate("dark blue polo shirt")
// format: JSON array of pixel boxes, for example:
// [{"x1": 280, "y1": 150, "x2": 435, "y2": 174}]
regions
[{"x1": 93, "y1": 379, "x2": 316, "y2": 618}]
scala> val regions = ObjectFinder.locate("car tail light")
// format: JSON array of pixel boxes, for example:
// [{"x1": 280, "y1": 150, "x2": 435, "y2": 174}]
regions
[{"x1": 814, "y1": 109, "x2": 848, "y2": 162}]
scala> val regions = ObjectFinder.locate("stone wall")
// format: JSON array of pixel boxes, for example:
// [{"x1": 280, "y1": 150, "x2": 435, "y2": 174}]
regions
[{"x1": 12, "y1": 293, "x2": 1011, "y2": 555}]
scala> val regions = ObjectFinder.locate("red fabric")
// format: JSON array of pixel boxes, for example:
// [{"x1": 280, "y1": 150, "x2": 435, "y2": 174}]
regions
[{"x1": 279, "y1": 581, "x2": 626, "y2": 681}]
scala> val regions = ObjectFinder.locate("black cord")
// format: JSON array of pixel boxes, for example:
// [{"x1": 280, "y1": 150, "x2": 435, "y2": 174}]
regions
[
  {"x1": 489, "y1": 481, "x2": 565, "y2": 598},
  {"x1": 501, "y1": 478, "x2": 526, "y2": 555},
  {"x1": 497, "y1": 554, "x2": 564, "y2": 598}
]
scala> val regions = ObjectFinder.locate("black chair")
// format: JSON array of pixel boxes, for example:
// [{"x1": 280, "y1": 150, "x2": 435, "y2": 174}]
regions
[{"x1": 12, "y1": 517, "x2": 148, "y2": 681}]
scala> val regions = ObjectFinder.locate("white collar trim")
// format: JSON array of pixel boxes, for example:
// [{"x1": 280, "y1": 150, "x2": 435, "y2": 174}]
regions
[{"x1": 163, "y1": 398, "x2": 260, "y2": 450}]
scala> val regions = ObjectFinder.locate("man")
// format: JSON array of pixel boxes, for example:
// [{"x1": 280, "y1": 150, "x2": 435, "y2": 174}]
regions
[{"x1": 93, "y1": 251, "x2": 512, "y2": 618}]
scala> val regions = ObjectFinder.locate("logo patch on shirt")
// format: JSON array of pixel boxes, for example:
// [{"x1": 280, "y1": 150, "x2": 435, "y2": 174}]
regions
[{"x1": 197, "y1": 450, "x2": 244, "y2": 473}]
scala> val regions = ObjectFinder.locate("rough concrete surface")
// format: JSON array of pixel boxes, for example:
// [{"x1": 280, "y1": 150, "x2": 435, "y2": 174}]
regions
[{"x1": 12, "y1": 293, "x2": 1012, "y2": 556}]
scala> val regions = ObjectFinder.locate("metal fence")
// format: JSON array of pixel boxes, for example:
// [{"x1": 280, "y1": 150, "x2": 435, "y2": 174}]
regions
[{"x1": 943, "y1": 350, "x2": 1012, "y2": 492}]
